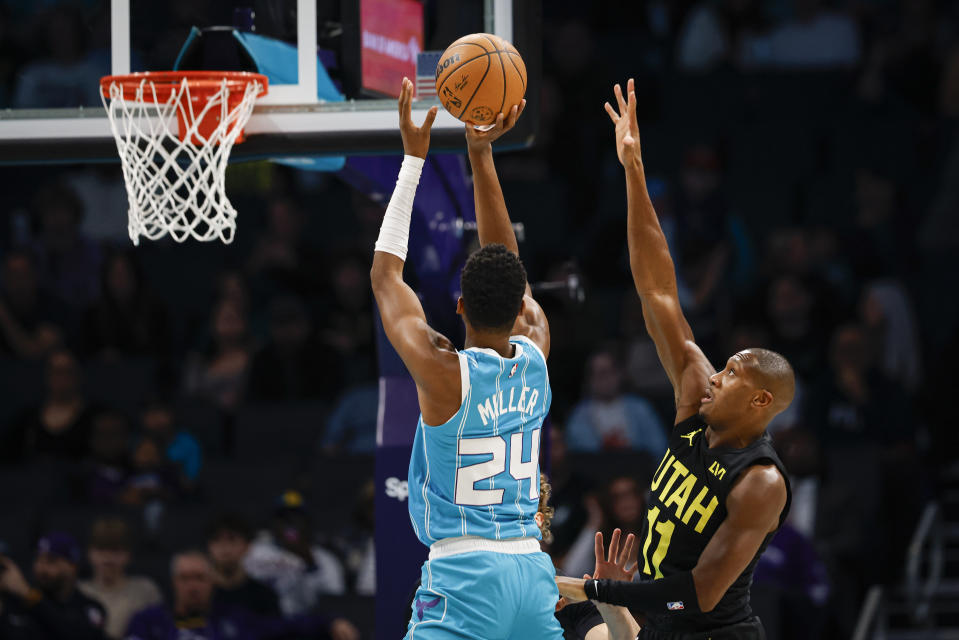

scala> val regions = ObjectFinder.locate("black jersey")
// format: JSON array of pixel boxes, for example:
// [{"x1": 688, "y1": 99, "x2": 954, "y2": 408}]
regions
[{"x1": 637, "y1": 416, "x2": 791, "y2": 633}]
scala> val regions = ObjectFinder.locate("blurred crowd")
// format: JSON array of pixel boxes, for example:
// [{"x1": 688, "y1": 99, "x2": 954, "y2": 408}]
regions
[
  {"x1": 0, "y1": 163, "x2": 377, "y2": 636},
  {"x1": 0, "y1": 0, "x2": 957, "y2": 639}
]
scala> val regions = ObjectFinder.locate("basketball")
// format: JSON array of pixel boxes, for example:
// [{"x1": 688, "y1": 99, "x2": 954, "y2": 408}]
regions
[{"x1": 434, "y1": 33, "x2": 527, "y2": 126}]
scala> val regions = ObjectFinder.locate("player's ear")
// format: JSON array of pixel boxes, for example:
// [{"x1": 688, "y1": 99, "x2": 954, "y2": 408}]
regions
[
  {"x1": 752, "y1": 389, "x2": 773, "y2": 409},
  {"x1": 456, "y1": 297, "x2": 465, "y2": 316}
]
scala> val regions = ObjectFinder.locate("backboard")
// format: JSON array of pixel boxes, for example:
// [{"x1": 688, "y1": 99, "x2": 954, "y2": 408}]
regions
[{"x1": 0, "y1": 0, "x2": 541, "y2": 164}]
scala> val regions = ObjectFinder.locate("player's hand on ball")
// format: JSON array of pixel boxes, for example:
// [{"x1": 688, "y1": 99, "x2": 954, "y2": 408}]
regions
[
  {"x1": 605, "y1": 78, "x2": 641, "y2": 168},
  {"x1": 464, "y1": 99, "x2": 527, "y2": 151},
  {"x1": 398, "y1": 77, "x2": 438, "y2": 159},
  {"x1": 555, "y1": 576, "x2": 589, "y2": 602},
  {"x1": 590, "y1": 528, "x2": 638, "y2": 583}
]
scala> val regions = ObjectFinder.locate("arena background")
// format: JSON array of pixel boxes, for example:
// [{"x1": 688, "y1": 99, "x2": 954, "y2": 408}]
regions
[{"x1": 0, "y1": 1, "x2": 957, "y2": 639}]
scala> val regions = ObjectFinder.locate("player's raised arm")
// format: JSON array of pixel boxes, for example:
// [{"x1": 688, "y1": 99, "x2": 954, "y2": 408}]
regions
[
  {"x1": 464, "y1": 103, "x2": 550, "y2": 359},
  {"x1": 606, "y1": 78, "x2": 714, "y2": 423},
  {"x1": 370, "y1": 78, "x2": 462, "y2": 426}
]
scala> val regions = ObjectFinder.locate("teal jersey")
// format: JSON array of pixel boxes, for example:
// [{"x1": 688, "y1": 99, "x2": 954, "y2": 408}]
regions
[{"x1": 408, "y1": 335, "x2": 551, "y2": 545}]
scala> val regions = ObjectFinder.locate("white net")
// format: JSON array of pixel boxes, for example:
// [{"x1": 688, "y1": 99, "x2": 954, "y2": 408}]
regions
[{"x1": 101, "y1": 75, "x2": 264, "y2": 245}]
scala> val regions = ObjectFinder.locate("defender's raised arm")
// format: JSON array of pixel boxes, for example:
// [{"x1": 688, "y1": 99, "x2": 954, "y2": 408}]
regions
[{"x1": 606, "y1": 79, "x2": 713, "y2": 423}]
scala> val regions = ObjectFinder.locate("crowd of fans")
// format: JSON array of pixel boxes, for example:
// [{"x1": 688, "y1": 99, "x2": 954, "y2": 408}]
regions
[{"x1": 0, "y1": 1, "x2": 957, "y2": 639}]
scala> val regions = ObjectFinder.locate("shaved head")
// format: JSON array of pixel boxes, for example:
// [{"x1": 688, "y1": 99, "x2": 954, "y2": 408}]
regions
[{"x1": 741, "y1": 348, "x2": 795, "y2": 414}]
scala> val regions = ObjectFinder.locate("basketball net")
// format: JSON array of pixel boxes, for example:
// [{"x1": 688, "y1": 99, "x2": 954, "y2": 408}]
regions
[{"x1": 100, "y1": 72, "x2": 267, "y2": 245}]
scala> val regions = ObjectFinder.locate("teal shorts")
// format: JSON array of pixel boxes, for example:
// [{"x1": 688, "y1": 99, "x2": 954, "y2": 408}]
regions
[{"x1": 405, "y1": 548, "x2": 564, "y2": 640}]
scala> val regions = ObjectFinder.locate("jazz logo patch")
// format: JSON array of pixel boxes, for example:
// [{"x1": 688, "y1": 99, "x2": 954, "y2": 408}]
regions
[{"x1": 667, "y1": 601, "x2": 685, "y2": 611}]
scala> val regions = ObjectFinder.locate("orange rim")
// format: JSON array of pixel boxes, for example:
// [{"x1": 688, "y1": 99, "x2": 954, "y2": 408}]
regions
[{"x1": 100, "y1": 71, "x2": 269, "y2": 101}]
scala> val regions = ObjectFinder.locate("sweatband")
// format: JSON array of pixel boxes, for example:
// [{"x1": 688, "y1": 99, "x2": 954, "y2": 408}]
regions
[
  {"x1": 374, "y1": 155, "x2": 425, "y2": 261},
  {"x1": 585, "y1": 572, "x2": 701, "y2": 615}
]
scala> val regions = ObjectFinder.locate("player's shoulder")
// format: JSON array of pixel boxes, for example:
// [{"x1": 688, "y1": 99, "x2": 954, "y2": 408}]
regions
[
  {"x1": 509, "y1": 333, "x2": 548, "y2": 364},
  {"x1": 728, "y1": 463, "x2": 787, "y2": 512}
]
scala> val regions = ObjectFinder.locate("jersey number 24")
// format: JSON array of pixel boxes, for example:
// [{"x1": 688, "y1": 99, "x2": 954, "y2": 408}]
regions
[{"x1": 454, "y1": 429, "x2": 541, "y2": 506}]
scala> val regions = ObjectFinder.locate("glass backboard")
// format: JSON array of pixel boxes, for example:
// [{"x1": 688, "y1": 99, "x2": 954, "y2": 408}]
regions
[{"x1": 0, "y1": 0, "x2": 540, "y2": 164}]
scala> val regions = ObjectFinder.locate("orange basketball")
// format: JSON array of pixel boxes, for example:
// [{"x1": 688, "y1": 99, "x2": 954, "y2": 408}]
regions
[{"x1": 434, "y1": 33, "x2": 527, "y2": 126}]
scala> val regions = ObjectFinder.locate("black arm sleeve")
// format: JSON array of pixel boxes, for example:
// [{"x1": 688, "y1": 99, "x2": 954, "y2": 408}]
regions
[
  {"x1": 555, "y1": 600, "x2": 605, "y2": 639},
  {"x1": 586, "y1": 572, "x2": 701, "y2": 616}
]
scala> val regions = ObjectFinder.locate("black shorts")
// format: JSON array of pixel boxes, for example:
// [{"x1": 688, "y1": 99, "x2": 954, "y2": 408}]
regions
[{"x1": 637, "y1": 616, "x2": 766, "y2": 640}]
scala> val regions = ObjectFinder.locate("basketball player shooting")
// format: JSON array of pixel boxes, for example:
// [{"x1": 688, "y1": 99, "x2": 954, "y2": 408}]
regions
[
  {"x1": 371, "y1": 78, "x2": 563, "y2": 639},
  {"x1": 555, "y1": 79, "x2": 793, "y2": 640}
]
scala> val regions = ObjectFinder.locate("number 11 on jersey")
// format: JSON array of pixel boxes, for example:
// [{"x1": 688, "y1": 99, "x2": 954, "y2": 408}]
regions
[{"x1": 641, "y1": 506, "x2": 675, "y2": 579}]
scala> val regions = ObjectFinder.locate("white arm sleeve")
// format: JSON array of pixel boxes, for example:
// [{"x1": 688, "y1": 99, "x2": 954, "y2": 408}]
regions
[{"x1": 374, "y1": 155, "x2": 425, "y2": 261}]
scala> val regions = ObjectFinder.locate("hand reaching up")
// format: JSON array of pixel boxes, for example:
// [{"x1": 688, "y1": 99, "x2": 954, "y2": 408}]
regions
[
  {"x1": 398, "y1": 77, "x2": 438, "y2": 159},
  {"x1": 604, "y1": 78, "x2": 641, "y2": 169},
  {"x1": 584, "y1": 528, "x2": 638, "y2": 583}
]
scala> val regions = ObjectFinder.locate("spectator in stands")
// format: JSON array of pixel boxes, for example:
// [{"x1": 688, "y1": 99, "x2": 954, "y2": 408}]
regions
[
  {"x1": 860, "y1": 280, "x2": 922, "y2": 394},
  {"x1": 214, "y1": 271, "x2": 251, "y2": 318},
  {"x1": 1, "y1": 349, "x2": 94, "y2": 462},
  {"x1": 141, "y1": 400, "x2": 202, "y2": 490},
  {"x1": 119, "y1": 435, "x2": 181, "y2": 533},
  {"x1": 206, "y1": 513, "x2": 280, "y2": 617},
  {"x1": 566, "y1": 348, "x2": 667, "y2": 455},
  {"x1": 741, "y1": 0, "x2": 861, "y2": 68},
  {"x1": 29, "y1": 182, "x2": 101, "y2": 310},
  {"x1": 600, "y1": 476, "x2": 645, "y2": 568},
  {"x1": 322, "y1": 254, "x2": 375, "y2": 385},
  {"x1": 247, "y1": 294, "x2": 343, "y2": 403},
  {"x1": 183, "y1": 298, "x2": 252, "y2": 414},
  {"x1": 846, "y1": 167, "x2": 912, "y2": 278},
  {"x1": 0, "y1": 248, "x2": 64, "y2": 359},
  {"x1": 126, "y1": 550, "x2": 357, "y2": 640},
  {"x1": 753, "y1": 523, "x2": 830, "y2": 640},
  {"x1": 0, "y1": 532, "x2": 107, "y2": 640},
  {"x1": 765, "y1": 275, "x2": 828, "y2": 379},
  {"x1": 328, "y1": 481, "x2": 375, "y2": 596},
  {"x1": 541, "y1": 424, "x2": 595, "y2": 563},
  {"x1": 82, "y1": 249, "x2": 169, "y2": 359},
  {"x1": 560, "y1": 475, "x2": 646, "y2": 579},
  {"x1": 79, "y1": 518, "x2": 162, "y2": 639},
  {"x1": 806, "y1": 323, "x2": 911, "y2": 451},
  {"x1": 676, "y1": 0, "x2": 768, "y2": 71},
  {"x1": 244, "y1": 490, "x2": 347, "y2": 616},
  {"x1": 82, "y1": 408, "x2": 132, "y2": 504},
  {"x1": 321, "y1": 384, "x2": 377, "y2": 454}
]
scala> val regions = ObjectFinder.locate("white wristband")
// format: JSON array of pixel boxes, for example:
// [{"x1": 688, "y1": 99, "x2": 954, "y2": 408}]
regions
[{"x1": 374, "y1": 155, "x2": 425, "y2": 261}]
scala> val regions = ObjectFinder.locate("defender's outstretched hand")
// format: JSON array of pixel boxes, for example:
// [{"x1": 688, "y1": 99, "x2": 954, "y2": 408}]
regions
[
  {"x1": 399, "y1": 77, "x2": 438, "y2": 159},
  {"x1": 586, "y1": 529, "x2": 638, "y2": 583},
  {"x1": 465, "y1": 99, "x2": 526, "y2": 152},
  {"x1": 605, "y1": 78, "x2": 641, "y2": 168}
]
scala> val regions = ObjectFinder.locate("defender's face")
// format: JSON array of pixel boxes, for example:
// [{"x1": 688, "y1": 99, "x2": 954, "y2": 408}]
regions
[{"x1": 700, "y1": 352, "x2": 756, "y2": 429}]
